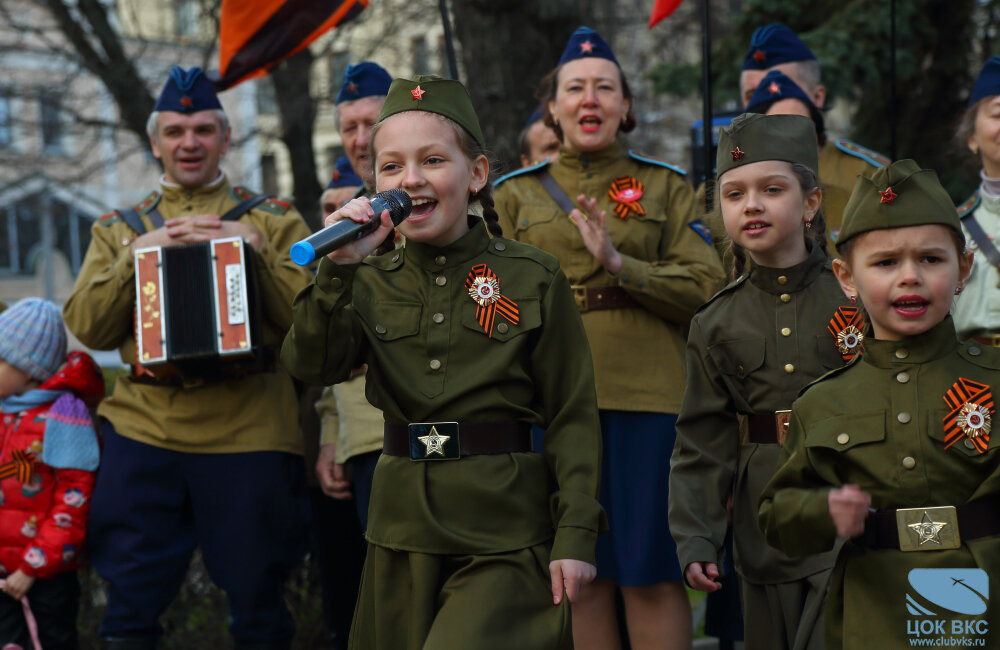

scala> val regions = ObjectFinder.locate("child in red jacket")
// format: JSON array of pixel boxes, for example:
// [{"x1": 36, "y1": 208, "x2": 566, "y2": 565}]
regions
[{"x1": 0, "y1": 298, "x2": 103, "y2": 650}]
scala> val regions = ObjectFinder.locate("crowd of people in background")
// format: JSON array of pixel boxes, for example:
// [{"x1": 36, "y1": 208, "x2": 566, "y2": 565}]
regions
[{"x1": 0, "y1": 15, "x2": 998, "y2": 650}]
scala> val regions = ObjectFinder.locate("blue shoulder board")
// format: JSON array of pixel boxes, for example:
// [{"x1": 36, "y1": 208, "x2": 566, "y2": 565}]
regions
[
  {"x1": 833, "y1": 139, "x2": 891, "y2": 168},
  {"x1": 493, "y1": 159, "x2": 550, "y2": 187},
  {"x1": 628, "y1": 150, "x2": 686, "y2": 175},
  {"x1": 957, "y1": 190, "x2": 981, "y2": 219}
]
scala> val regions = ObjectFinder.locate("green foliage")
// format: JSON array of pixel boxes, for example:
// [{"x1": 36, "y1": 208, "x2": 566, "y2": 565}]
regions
[
  {"x1": 647, "y1": 61, "x2": 702, "y2": 97},
  {"x1": 652, "y1": 0, "x2": 993, "y2": 201}
]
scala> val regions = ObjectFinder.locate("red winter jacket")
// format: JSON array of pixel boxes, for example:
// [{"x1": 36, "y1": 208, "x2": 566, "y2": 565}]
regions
[{"x1": 0, "y1": 351, "x2": 104, "y2": 578}]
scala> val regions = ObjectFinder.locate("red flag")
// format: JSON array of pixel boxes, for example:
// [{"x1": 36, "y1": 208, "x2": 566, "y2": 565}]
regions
[
  {"x1": 649, "y1": 0, "x2": 685, "y2": 28},
  {"x1": 216, "y1": 0, "x2": 369, "y2": 90}
]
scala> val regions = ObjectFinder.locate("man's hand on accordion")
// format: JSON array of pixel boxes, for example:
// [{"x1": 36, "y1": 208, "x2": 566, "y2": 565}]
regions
[{"x1": 129, "y1": 215, "x2": 264, "y2": 253}]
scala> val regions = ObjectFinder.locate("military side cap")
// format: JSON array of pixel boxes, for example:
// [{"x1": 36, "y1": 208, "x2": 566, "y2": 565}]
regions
[
  {"x1": 336, "y1": 61, "x2": 392, "y2": 105},
  {"x1": 837, "y1": 159, "x2": 961, "y2": 246},
  {"x1": 524, "y1": 105, "x2": 545, "y2": 131},
  {"x1": 557, "y1": 26, "x2": 619, "y2": 67},
  {"x1": 968, "y1": 55, "x2": 1000, "y2": 107},
  {"x1": 742, "y1": 23, "x2": 815, "y2": 71},
  {"x1": 745, "y1": 70, "x2": 825, "y2": 140},
  {"x1": 153, "y1": 66, "x2": 222, "y2": 113},
  {"x1": 326, "y1": 157, "x2": 363, "y2": 189},
  {"x1": 716, "y1": 112, "x2": 818, "y2": 178},
  {"x1": 379, "y1": 75, "x2": 485, "y2": 147}
]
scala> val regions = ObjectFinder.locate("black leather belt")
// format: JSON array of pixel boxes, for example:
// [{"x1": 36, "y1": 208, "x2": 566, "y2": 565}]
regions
[
  {"x1": 747, "y1": 410, "x2": 792, "y2": 445},
  {"x1": 570, "y1": 285, "x2": 641, "y2": 312},
  {"x1": 859, "y1": 495, "x2": 1000, "y2": 552},
  {"x1": 383, "y1": 421, "x2": 533, "y2": 460}
]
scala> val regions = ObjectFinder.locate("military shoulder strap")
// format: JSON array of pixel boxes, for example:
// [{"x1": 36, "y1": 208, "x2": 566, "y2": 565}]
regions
[
  {"x1": 537, "y1": 169, "x2": 577, "y2": 214},
  {"x1": 221, "y1": 194, "x2": 268, "y2": 221},
  {"x1": 118, "y1": 207, "x2": 164, "y2": 235},
  {"x1": 962, "y1": 211, "x2": 1000, "y2": 273}
]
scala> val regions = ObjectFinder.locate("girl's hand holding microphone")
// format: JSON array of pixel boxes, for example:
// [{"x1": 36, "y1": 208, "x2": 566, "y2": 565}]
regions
[{"x1": 323, "y1": 197, "x2": 395, "y2": 265}]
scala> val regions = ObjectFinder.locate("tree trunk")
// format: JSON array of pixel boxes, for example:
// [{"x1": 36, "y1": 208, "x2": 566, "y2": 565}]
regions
[
  {"x1": 450, "y1": 0, "x2": 597, "y2": 175},
  {"x1": 271, "y1": 48, "x2": 323, "y2": 231}
]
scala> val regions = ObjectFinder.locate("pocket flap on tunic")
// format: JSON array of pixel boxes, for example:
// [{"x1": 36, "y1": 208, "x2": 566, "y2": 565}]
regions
[
  {"x1": 461, "y1": 297, "x2": 541, "y2": 342},
  {"x1": 804, "y1": 412, "x2": 885, "y2": 451},
  {"x1": 354, "y1": 299, "x2": 422, "y2": 341},
  {"x1": 707, "y1": 337, "x2": 766, "y2": 379}
]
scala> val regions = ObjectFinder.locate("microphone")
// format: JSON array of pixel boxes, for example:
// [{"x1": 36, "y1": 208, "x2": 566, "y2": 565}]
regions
[{"x1": 290, "y1": 189, "x2": 412, "y2": 266}]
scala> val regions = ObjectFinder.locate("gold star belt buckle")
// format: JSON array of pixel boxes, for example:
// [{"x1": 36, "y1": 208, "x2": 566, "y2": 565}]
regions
[
  {"x1": 408, "y1": 422, "x2": 461, "y2": 461},
  {"x1": 775, "y1": 410, "x2": 792, "y2": 446},
  {"x1": 896, "y1": 506, "x2": 961, "y2": 551},
  {"x1": 570, "y1": 285, "x2": 589, "y2": 312}
]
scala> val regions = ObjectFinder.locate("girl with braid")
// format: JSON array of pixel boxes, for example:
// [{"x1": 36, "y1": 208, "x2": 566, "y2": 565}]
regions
[{"x1": 282, "y1": 75, "x2": 605, "y2": 649}]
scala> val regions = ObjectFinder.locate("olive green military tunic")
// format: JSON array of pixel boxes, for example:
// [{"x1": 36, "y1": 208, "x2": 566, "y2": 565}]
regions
[
  {"x1": 281, "y1": 220, "x2": 604, "y2": 649},
  {"x1": 670, "y1": 243, "x2": 852, "y2": 649},
  {"x1": 954, "y1": 190, "x2": 1000, "y2": 340},
  {"x1": 493, "y1": 143, "x2": 726, "y2": 414},
  {"x1": 819, "y1": 139, "x2": 889, "y2": 246},
  {"x1": 760, "y1": 317, "x2": 1000, "y2": 649},
  {"x1": 63, "y1": 175, "x2": 313, "y2": 453}
]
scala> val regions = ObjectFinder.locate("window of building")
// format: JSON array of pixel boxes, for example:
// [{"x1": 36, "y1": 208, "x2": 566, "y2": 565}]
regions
[
  {"x1": 411, "y1": 36, "x2": 429, "y2": 76},
  {"x1": 256, "y1": 78, "x2": 278, "y2": 115},
  {"x1": 39, "y1": 92, "x2": 64, "y2": 154},
  {"x1": 0, "y1": 88, "x2": 11, "y2": 149},
  {"x1": 261, "y1": 155, "x2": 279, "y2": 197},
  {"x1": 176, "y1": 0, "x2": 200, "y2": 38},
  {"x1": 329, "y1": 51, "x2": 351, "y2": 100}
]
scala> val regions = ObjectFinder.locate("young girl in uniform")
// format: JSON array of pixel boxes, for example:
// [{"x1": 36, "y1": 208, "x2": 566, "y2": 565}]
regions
[
  {"x1": 281, "y1": 75, "x2": 605, "y2": 650},
  {"x1": 760, "y1": 159, "x2": 999, "y2": 649},
  {"x1": 670, "y1": 112, "x2": 858, "y2": 649}
]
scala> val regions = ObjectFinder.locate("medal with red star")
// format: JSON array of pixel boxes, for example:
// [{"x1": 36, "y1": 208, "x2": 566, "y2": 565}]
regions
[
  {"x1": 608, "y1": 176, "x2": 645, "y2": 220},
  {"x1": 768, "y1": 81, "x2": 781, "y2": 95},
  {"x1": 879, "y1": 187, "x2": 897, "y2": 204},
  {"x1": 943, "y1": 378, "x2": 993, "y2": 453},
  {"x1": 411, "y1": 85, "x2": 426, "y2": 101},
  {"x1": 730, "y1": 146, "x2": 745, "y2": 162},
  {"x1": 827, "y1": 306, "x2": 866, "y2": 361},
  {"x1": 466, "y1": 264, "x2": 519, "y2": 338},
  {"x1": 580, "y1": 40, "x2": 594, "y2": 54}
]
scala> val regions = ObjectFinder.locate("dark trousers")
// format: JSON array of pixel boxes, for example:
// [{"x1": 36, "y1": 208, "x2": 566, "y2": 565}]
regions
[
  {"x1": 90, "y1": 423, "x2": 310, "y2": 643},
  {"x1": 345, "y1": 450, "x2": 379, "y2": 531},
  {"x1": 0, "y1": 570, "x2": 80, "y2": 650},
  {"x1": 309, "y1": 488, "x2": 365, "y2": 649}
]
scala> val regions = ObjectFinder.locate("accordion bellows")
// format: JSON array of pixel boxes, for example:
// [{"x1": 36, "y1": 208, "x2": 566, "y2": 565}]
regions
[{"x1": 134, "y1": 237, "x2": 264, "y2": 379}]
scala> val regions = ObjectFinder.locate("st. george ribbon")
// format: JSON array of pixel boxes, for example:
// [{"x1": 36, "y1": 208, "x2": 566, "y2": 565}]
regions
[{"x1": 290, "y1": 189, "x2": 412, "y2": 266}]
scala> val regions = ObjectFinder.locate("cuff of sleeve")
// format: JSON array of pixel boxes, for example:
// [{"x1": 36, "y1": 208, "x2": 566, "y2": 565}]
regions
[
  {"x1": 616, "y1": 253, "x2": 646, "y2": 288},
  {"x1": 315, "y1": 258, "x2": 360, "y2": 303},
  {"x1": 677, "y1": 536, "x2": 724, "y2": 574},
  {"x1": 113, "y1": 245, "x2": 135, "y2": 281},
  {"x1": 550, "y1": 525, "x2": 598, "y2": 566}
]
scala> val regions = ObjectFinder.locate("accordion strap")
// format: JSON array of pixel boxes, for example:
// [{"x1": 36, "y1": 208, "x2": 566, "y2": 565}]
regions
[{"x1": 118, "y1": 194, "x2": 268, "y2": 235}]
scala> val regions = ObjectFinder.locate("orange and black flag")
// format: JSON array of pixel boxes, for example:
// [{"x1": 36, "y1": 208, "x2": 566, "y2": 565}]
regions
[{"x1": 216, "y1": 0, "x2": 369, "y2": 90}]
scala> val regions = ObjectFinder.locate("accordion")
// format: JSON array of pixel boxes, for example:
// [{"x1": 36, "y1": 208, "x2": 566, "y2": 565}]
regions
[{"x1": 134, "y1": 237, "x2": 265, "y2": 379}]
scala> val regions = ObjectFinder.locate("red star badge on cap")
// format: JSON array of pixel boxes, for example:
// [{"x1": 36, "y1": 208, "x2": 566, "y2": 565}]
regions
[
  {"x1": 347, "y1": 82, "x2": 358, "y2": 94},
  {"x1": 180, "y1": 96, "x2": 193, "y2": 108},
  {"x1": 731, "y1": 146, "x2": 745, "y2": 162},
  {"x1": 580, "y1": 40, "x2": 594, "y2": 54},
  {"x1": 879, "y1": 187, "x2": 898, "y2": 204},
  {"x1": 753, "y1": 49, "x2": 766, "y2": 62},
  {"x1": 411, "y1": 85, "x2": 426, "y2": 101},
  {"x1": 768, "y1": 81, "x2": 781, "y2": 95},
  {"x1": 332, "y1": 170, "x2": 340, "y2": 181}
]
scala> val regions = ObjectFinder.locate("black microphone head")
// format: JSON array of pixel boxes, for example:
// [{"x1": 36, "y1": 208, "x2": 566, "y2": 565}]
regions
[{"x1": 371, "y1": 188, "x2": 412, "y2": 226}]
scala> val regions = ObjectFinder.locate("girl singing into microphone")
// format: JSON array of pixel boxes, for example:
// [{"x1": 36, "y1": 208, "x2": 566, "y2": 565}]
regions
[{"x1": 281, "y1": 75, "x2": 605, "y2": 650}]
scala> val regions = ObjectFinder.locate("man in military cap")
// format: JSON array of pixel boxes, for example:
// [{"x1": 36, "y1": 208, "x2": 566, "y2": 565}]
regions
[
  {"x1": 737, "y1": 23, "x2": 890, "y2": 245},
  {"x1": 518, "y1": 106, "x2": 561, "y2": 168},
  {"x1": 63, "y1": 66, "x2": 313, "y2": 650},
  {"x1": 334, "y1": 61, "x2": 392, "y2": 192},
  {"x1": 322, "y1": 157, "x2": 364, "y2": 216}
]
